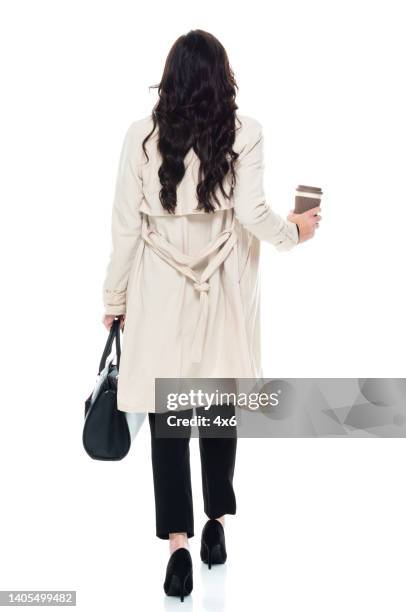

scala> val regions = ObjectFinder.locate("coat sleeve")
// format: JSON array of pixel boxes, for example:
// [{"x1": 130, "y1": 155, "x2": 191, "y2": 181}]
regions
[
  {"x1": 102, "y1": 122, "x2": 143, "y2": 315},
  {"x1": 233, "y1": 119, "x2": 299, "y2": 251}
]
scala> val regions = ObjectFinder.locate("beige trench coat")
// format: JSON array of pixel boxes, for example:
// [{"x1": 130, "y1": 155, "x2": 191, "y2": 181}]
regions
[{"x1": 102, "y1": 114, "x2": 299, "y2": 413}]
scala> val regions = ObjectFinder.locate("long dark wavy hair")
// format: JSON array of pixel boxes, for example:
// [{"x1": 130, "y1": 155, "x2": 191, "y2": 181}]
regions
[{"x1": 142, "y1": 29, "x2": 241, "y2": 214}]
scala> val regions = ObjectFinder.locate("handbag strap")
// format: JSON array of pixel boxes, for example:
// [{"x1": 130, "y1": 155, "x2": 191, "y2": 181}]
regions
[
  {"x1": 98, "y1": 318, "x2": 122, "y2": 374},
  {"x1": 115, "y1": 319, "x2": 121, "y2": 371}
]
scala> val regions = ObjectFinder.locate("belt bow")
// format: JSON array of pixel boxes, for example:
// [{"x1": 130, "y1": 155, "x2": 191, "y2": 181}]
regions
[{"x1": 141, "y1": 218, "x2": 238, "y2": 363}]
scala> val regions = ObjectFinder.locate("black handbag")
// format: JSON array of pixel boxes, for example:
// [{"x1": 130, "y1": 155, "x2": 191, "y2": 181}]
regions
[{"x1": 83, "y1": 318, "x2": 131, "y2": 460}]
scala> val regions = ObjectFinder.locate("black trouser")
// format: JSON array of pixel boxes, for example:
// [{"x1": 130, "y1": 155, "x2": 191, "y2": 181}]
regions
[{"x1": 148, "y1": 404, "x2": 237, "y2": 539}]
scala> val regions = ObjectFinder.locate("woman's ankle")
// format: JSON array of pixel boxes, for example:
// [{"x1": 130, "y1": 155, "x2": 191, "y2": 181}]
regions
[{"x1": 169, "y1": 532, "x2": 188, "y2": 553}]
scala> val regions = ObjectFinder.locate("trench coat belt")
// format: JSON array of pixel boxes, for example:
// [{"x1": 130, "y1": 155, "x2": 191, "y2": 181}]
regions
[{"x1": 141, "y1": 218, "x2": 238, "y2": 363}]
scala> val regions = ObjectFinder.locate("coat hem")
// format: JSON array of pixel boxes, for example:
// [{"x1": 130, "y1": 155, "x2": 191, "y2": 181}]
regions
[{"x1": 117, "y1": 402, "x2": 150, "y2": 414}]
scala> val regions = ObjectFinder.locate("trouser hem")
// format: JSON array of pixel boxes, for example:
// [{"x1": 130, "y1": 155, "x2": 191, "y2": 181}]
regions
[
  {"x1": 205, "y1": 505, "x2": 237, "y2": 519},
  {"x1": 156, "y1": 528, "x2": 195, "y2": 540}
]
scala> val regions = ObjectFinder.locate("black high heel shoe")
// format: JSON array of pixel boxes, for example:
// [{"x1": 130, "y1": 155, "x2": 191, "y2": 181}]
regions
[
  {"x1": 200, "y1": 519, "x2": 227, "y2": 569},
  {"x1": 163, "y1": 547, "x2": 193, "y2": 602}
]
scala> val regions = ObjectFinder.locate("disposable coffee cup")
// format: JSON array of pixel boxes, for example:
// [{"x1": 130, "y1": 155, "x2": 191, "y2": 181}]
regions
[{"x1": 294, "y1": 185, "x2": 323, "y2": 214}]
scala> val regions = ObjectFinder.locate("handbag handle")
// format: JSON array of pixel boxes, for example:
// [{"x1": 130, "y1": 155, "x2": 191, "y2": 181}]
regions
[{"x1": 98, "y1": 318, "x2": 122, "y2": 374}]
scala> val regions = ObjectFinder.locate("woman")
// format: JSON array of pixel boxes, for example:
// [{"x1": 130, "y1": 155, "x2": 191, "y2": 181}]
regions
[{"x1": 101, "y1": 29, "x2": 321, "y2": 601}]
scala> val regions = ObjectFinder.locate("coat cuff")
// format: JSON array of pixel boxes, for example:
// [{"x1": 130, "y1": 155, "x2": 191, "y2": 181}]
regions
[
  {"x1": 103, "y1": 290, "x2": 127, "y2": 315},
  {"x1": 273, "y1": 218, "x2": 300, "y2": 251},
  {"x1": 104, "y1": 305, "x2": 126, "y2": 316}
]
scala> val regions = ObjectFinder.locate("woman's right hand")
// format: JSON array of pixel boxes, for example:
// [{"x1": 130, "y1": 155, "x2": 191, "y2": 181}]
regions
[
  {"x1": 102, "y1": 314, "x2": 125, "y2": 331},
  {"x1": 287, "y1": 206, "x2": 322, "y2": 243}
]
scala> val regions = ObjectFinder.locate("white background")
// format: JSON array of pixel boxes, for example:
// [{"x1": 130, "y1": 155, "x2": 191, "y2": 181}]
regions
[{"x1": 1, "y1": 1, "x2": 405, "y2": 610}]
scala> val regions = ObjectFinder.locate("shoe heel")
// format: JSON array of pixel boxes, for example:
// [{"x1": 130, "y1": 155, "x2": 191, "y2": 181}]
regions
[
  {"x1": 200, "y1": 519, "x2": 227, "y2": 568},
  {"x1": 182, "y1": 573, "x2": 193, "y2": 602},
  {"x1": 166, "y1": 571, "x2": 192, "y2": 601},
  {"x1": 201, "y1": 541, "x2": 226, "y2": 569},
  {"x1": 164, "y1": 548, "x2": 193, "y2": 601}
]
